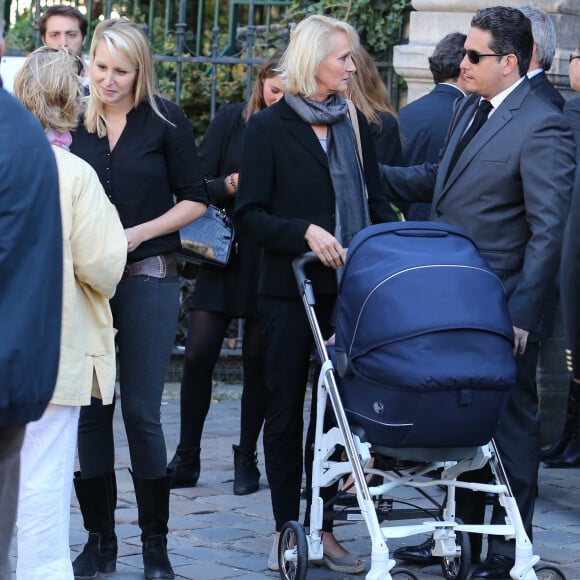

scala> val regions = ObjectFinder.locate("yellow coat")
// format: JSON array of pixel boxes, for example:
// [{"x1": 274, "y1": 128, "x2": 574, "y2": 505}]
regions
[{"x1": 51, "y1": 145, "x2": 127, "y2": 406}]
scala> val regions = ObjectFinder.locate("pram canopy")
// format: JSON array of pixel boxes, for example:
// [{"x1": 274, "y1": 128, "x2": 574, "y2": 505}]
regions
[{"x1": 333, "y1": 222, "x2": 517, "y2": 448}]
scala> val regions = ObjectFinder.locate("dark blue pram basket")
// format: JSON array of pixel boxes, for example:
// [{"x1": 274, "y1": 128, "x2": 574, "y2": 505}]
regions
[{"x1": 333, "y1": 222, "x2": 517, "y2": 449}]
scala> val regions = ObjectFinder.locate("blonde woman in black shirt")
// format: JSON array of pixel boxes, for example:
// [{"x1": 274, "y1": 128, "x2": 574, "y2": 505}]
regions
[{"x1": 70, "y1": 18, "x2": 207, "y2": 580}]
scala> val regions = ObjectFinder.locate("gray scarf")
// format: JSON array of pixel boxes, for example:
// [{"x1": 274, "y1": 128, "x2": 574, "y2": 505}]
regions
[{"x1": 284, "y1": 92, "x2": 370, "y2": 247}]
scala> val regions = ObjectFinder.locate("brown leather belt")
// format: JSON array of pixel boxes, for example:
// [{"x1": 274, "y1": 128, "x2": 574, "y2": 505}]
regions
[{"x1": 121, "y1": 254, "x2": 177, "y2": 282}]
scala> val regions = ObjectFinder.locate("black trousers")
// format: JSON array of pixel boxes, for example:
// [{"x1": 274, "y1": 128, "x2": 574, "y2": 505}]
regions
[
  {"x1": 258, "y1": 295, "x2": 335, "y2": 532},
  {"x1": 456, "y1": 341, "x2": 540, "y2": 559}
]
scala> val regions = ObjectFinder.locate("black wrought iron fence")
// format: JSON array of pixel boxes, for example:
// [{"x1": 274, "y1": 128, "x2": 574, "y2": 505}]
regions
[{"x1": 2, "y1": 0, "x2": 400, "y2": 362}]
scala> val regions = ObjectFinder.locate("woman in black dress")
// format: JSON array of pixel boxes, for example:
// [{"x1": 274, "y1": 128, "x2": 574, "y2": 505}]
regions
[{"x1": 168, "y1": 49, "x2": 284, "y2": 495}]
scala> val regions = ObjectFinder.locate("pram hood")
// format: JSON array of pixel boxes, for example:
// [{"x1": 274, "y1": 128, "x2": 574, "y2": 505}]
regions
[
  {"x1": 335, "y1": 222, "x2": 514, "y2": 368},
  {"x1": 332, "y1": 222, "x2": 517, "y2": 447}
]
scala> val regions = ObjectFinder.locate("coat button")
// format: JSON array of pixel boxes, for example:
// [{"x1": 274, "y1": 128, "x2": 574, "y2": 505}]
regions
[{"x1": 435, "y1": 209, "x2": 443, "y2": 217}]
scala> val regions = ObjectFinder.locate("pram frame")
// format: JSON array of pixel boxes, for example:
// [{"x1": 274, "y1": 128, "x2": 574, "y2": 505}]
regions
[{"x1": 282, "y1": 253, "x2": 548, "y2": 580}]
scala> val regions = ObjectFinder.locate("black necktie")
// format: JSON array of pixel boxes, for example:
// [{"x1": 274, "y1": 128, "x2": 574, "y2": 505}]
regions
[{"x1": 446, "y1": 99, "x2": 493, "y2": 180}]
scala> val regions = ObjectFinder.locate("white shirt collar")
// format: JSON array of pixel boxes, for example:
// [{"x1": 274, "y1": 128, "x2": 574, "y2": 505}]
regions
[
  {"x1": 487, "y1": 76, "x2": 526, "y2": 114},
  {"x1": 527, "y1": 67, "x2": 543, "y2": 80}
]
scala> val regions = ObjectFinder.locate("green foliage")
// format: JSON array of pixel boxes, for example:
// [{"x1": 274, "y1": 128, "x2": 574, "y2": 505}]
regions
[
  {"x1": 5, "y1": 8, "x2": 36, "y2": 53},
  {"x1": 157, "y1": 58, "x2": 248, "y2": 142},
  {"x1": 287, "y1": 0, "x2": 411, "y2": 59},
  {"x1": 155, "y1": 22, "x2": 279, "y2": 141}
]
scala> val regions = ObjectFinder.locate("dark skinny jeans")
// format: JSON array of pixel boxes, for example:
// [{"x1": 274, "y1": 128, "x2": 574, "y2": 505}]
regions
[{"x1": 78, "y1": 274, "x2": 180, "y2": 479}]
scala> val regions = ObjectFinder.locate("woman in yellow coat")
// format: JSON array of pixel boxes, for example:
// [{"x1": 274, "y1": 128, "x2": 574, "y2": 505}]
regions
[{"x1": 13, "y1": 46, "x2": 127, "y2": 579}]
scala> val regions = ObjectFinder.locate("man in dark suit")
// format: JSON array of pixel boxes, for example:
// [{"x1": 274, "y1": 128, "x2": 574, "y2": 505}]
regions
[
  {"x1": 552, "y1": 45, "x2": 580, "y2": 468},
  {"x1": 380, "y1": 7, "x2": 575, "y2": 579},
  {"x1": 397, "y1": 32, "x2": 468, "y2": 221},
  {"x1": 518, "y1": 5, "x2": 565, "y2": 111},
  {"x1": 517, "y1": 5, "x2": 566, "y2": 464}
]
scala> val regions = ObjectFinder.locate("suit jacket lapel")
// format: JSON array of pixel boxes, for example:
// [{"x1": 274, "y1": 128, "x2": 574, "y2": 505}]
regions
[
  {"x1": 279, "y1": 99, "x2": 329, "y2": 169},
  {"x1": 437, "y1": 79, "x2": 530, "y2": 198},
  {"x1": 436, "y1": 95, "x2": 478, "y2": 195}
]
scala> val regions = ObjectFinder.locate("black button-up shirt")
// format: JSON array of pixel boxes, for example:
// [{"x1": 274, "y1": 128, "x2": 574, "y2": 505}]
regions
[{"x1": 71, "y1": 97, "x2": 207, "y2": 262}]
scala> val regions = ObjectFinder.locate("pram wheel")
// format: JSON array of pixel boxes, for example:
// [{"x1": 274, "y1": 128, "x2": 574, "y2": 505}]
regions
[
  {"x1": 391, "y1": 568, "x2": 419, "y2": 579},
  {"x1": 535, "y1": 564, "x2": 567, "y2": 579},
  {"x1": 440, "y1": 529, "x2": 470, "y2": 580},
  {"x1": 278, "y1": 521, "x2": 308, "y2": 580}
]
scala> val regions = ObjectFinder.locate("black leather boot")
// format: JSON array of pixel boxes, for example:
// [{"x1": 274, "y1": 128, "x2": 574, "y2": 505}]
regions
[
  {"x1": 233, "y1": 444, "x2": 260, "y2": 495},
  {"x1": 72, "y1": 471, "x2": 117, "y2": 579},
  {"x1": 132, "y1": 471, "x2": 175, "y2": 579},
  {"x1": 167, "y1": 446, "x2": 200, "y2": 488},
  {"x1": 541, "y1": 379, "x2": 577, "y2": 460},
  {"x1": 545, "y1": 381, "x2": 580, "y2": 468},
  {"x1": 544, "y1": 381, "x2": 580, "y2": 467}
]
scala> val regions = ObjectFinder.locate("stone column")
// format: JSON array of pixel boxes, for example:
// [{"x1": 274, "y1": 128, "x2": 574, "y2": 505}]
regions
[
  {"x1": 393, "y1": 0, "x2": 580, "y2": 447},
  {"x1": 394, "y1": 0, "x2": 580, "y2": 106}
]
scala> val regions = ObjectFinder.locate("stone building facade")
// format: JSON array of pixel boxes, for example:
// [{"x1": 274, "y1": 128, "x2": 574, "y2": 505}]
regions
[{"x1": 394, "y1": 0, "x2": 580, "y2": 105}]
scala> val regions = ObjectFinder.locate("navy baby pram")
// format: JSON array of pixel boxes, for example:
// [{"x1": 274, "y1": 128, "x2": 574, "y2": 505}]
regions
[{"x1": 333, "y1": 221, "x2": 517, "y2": 449}]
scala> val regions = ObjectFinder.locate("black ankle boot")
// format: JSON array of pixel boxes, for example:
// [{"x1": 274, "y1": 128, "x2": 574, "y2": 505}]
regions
[
  {"x1": 544, "y1": 381, "x2": 580, "y2": 468},
  {"x1": 132, "y1": 471, "x2": 175, "y2": 579},
  {"x1": 233, "y1": 444, "x2": 260, "y2": 495},
  {"x1": 143, "y1": 535, "x2": 174, "y2": 580},
  {"x1": 72, "y1": 471, "x2": 117, "y2": 579},
  {"x1": 73, "y1": 533, "x2": 117, "y2": 579},
  {"x1": 544, "y1": 438, "x2": 580, "y2": 467},
  {"x1": 167, "y1": 446, "x2": 200, "y2": 489}
]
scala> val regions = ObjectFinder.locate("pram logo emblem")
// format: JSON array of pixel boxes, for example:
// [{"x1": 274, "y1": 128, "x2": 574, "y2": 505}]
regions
[{"x1": 373, "y1": 401, "x2": 384, "y2": 416}]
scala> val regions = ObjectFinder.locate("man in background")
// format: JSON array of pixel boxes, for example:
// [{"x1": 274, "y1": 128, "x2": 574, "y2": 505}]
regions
[
  {"x1": 397, "y1": 32, "x2": 468, "y2": 221},
  {"x1": 39, "y1": 4, "x2": 87, "y2": 78},
  {"x1": 518, "y1": 5, "x2": 565, "y2": 111},
  {"x1": 0, "y1": 18, "x2": 63, "y2": 580}
]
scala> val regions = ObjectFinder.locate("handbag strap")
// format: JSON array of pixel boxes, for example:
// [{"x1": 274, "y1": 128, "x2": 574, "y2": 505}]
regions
[
  {"x1": 346, "y1": 99, "x2": 367, "y2": 201},
  {"x1": 346, "y1": 99, "x2": 363, "y2": 169}
]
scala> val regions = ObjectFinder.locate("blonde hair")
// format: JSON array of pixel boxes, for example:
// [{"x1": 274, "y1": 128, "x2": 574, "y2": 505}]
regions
[
  {"x1": 243, "y1": 47, "x2": 285, "y2": 122},
  {"x1": 348, "y1": 46, "x2": 395, "y2": 126},
  {"x1": 86, "y1": 18, "x2": 168, "y2": 137},
  {"x1": 280, "y1": 14, "x2": 359, "y2": 98},
  {"x1": 14, "y1": 46, "x2": 83, "y2": 133}
]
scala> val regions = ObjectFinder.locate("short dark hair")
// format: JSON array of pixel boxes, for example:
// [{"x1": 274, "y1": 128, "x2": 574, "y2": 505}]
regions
[
  {"x1": 471, "y1": 6, "x2": 533, "y2": 77},
  {"x1": 39, "y1": 5, "x2": 88, "y2": 40},
  {"x1": 428, "y1": 32, "x2": 467, "y2": 84}
]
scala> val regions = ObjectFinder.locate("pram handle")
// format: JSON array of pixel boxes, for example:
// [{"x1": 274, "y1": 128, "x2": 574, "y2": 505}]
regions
[
  {"x1": 394, "y1": 227, "x2": 450, "y2": 237},
  {"x1": 292, "y1": 252, "x2": 319, "y2": 305}
]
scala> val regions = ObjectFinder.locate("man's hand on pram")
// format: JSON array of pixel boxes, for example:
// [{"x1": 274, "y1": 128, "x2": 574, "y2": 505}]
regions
[
  {"x1": 304, "y1": 224, "x2": 346, "y2": 269},
  {"x1": 513, "y1": 326, "x2": 529, "y2": 355}
]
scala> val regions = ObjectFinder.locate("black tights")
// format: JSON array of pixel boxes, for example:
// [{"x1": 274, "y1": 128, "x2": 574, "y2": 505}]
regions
[{"x1": 177, "y1": 309, "x2": 266, "y2": 450}]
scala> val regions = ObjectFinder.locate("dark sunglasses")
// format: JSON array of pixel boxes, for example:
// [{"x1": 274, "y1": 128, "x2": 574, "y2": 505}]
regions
[
  {"x1": 462, "y1": 49, "x2": 508, "y2": 65},
  {"x1": 570, "y1": 54, "x2": 580, "y2": 63}
]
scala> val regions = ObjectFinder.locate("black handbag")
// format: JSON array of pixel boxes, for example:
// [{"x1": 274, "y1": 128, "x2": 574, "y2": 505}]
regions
[{"x1": 179, "y1": 205, "x2": 234, "y2": 267}]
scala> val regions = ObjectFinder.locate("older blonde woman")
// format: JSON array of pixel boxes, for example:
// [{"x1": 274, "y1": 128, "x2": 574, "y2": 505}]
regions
[
  {"x1": 13, "y1": 46, "x2": 127, "y2": 579},
  {"x1": 235, "y1": 14, "x2": 395, "y2": 574}
]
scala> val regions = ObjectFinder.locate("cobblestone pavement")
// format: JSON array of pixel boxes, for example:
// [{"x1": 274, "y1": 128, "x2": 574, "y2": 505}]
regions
[{"x1": 10, "y1": 382, "x2": 580, "y2": 579}]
